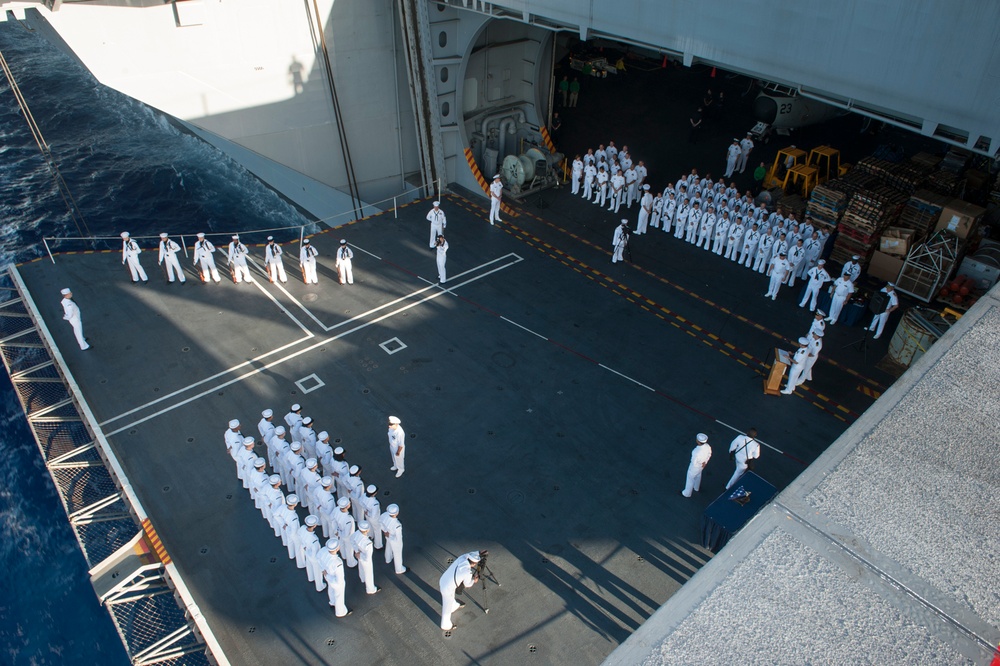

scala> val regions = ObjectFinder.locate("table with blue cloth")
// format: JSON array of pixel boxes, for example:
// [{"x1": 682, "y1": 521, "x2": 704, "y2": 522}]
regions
[{"x1": 700, "y1": 472, "x2": 778, "y2": 551}]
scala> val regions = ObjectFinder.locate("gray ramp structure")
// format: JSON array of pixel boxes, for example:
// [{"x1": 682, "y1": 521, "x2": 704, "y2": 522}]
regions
[{"x1": 607, "y1": 286, "x2": 1000, "y2": 665}]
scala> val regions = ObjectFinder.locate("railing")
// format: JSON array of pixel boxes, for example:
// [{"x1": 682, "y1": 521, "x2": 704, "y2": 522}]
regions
[
  {"x1": 0, "y1": 270, "x2": 226, "y2": 665},
  {"x1": 41, "y1": 178, "x2": 443, "y2": 262}
]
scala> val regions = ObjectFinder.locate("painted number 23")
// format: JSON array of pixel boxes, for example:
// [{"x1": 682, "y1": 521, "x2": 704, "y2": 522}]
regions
[{"x1": 779, "y1": 103, "x2": 793, "y2": 114}]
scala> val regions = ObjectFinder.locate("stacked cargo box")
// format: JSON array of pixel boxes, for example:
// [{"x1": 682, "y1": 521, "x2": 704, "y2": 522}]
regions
[
  {"x1": 896, "y1": 190, "x2": 951, "y2": 240},
  {"x1": 829, "y1": 186, "x2": 907, "y2": 267},
  {"x1": 805, "y1": 184, "x2": 847, "y2": 234}
]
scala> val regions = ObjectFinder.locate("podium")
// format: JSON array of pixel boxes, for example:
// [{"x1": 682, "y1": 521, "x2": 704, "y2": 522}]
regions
[{"x1": 764, "y1": 348, "x2": 791, "y2": 395}]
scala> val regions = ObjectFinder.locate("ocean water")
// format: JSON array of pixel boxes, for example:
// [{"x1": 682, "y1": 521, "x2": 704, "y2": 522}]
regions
[{"x1": 0, "y1": 20, "x2": 314, "y2": 665}]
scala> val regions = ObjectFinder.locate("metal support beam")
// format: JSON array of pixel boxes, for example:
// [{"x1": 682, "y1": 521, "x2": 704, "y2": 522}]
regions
[{"x1": 398, "y1": 0, "x2": 447, "y2": 194}]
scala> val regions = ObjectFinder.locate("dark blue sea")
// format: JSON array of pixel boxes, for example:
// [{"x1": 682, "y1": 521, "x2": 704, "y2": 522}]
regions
[{"x1": 0, "y1": 20, "x2": 313, "y2": 665}]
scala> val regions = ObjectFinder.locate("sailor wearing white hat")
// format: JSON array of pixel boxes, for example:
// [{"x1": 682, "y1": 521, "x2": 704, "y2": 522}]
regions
[
  {"x1": 781, "y1": 337, "x2": 811, "y2": 394},
  {"x1": 435, "y1": 234, "x2": 449, "y2": 283},
  {"x1": 299, "y1": 238, "x2": 319, "y2": 284},
  {"x1": 765, "y1": 251, "x2": 791, "y2": 300},
  {"x1": 868, "y1": 282, "x2": 898, "y2": 339},
  {"x1": 119, "y1": 232, "x2": 149, "y2": 284},
  {"x1": 352, "y1": 521, "x2": 379, "y2": 594},
  {"x1": 334, "y1": 497, "x2": 358, "y2": 568},
  {"x1": 258, "y1": 409, "x2": 275, "y2": 444},
  {"x1": 315, "y1": 430, "x2": 333, "y2": 476},
  {"x1": 738, "y1": 133, "x2": 754, "y2": 173},
  {"x1": 261, "y1": 475, "x2": 285, "y2": 536},
  {"x1": 427, "y1": 200, "x2": 447, "y2": 248},
  {"x1": 157, "y1": 232, "x2": 186, "y2": 284},
  {"x1": 284, "y1": 404, "x2": 303, "y2": 443},
  {"x1": 440, "y1": 550, "x2": 480, "y2": 630},
  {"x1": 299, "y1": 416, "x2": 317, "y2": 460},
  {"x1": 321, "y1": 540, "x2": 351, "y2": 617},
  {"x1": 380, "y1": 503, "x2": 406, "y2": 574},
  {"x1": 827, "y1": 275, "x2": 856, "y2": 325},
  {"x1": 59, "y1": 288, "x2": 90, "y2": 351},
  {"x1": 346, "y1": 465, "x2": 365, "y2": 523},
  {"x1": 803, "y1": 329, "x2": 824, "y2": 381},
  {"x1": 807, "y1": 310, "x2": 827, "y2": 338},
  {"x1": 264, "y1": 236, "x2": 288, "y2": 284},
  {"x1": 314, "y1": 477, "x2": 337, "y2": 539},
  {"x1": 249, "y1": 457, "x2": 268, "y2": 509},
  {"x1": 330, "y1": 447, "x2": 350, "y2": 501},
  {"x1": 296, "y1": 515, "x2": 322, "y2": 586},
  {"x1": 488, "y1": 174, "x2": 503, "y2": 225},
  {"x1": 799, "y1": 259, "x2": 831, "y2": 311},
  {"x1": 335, "y1": 240, "x2": 354, "y2": 285},
  {"x1": 281, "y1": 495, "x2": 302, "y2": 559},
  {"x1": 298, "y1": 457, "x2": 321, "y2": 511},
  {"x1": 192, "y1": 233, "x2": 221, "y2": 283},
  {"x1": 387, "y1": 416, "x2": 405, "y2": 477},
  {"x1": 224, "y1": 419, "x2": 242, "y2": 460},
  {"x1": 362, "y1": 485, "x2": 383, "y2": 549},
  {"x1": 842, "y1": 254, "x2": 862, "y2": 283},
  {"x1": 268, "y1": 426, "x2": 290, "y2": 482},
  {"x1": 237, "y1": 437, "x2": 257, "y2": 489},
  {"x1": 726, "y1": 428, "x2": 761, "y2": 489},
  {"x1": 227, "y1": 234, "x2": 251, "y2": 283},
  {"x1": 724, "y1": 138, "x2": 741, "y2": 178},
  {"x1": 612, "y1": 220, "x2": 629, "y2": 264},
  {"x1": 680, "y1": 433, "x2": 712, "y2": 498},
  {"x1": 636, "y1": 184, "x2": 653, "y2": 234},
  {"x1": 283, "y1": 441, "x2": 306, "y2": 496}
]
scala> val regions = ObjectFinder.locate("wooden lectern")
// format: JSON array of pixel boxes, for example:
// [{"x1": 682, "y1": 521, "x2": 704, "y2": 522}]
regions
[{"x1": 764, "y1": 348, "x2": 791, "y2": 395}]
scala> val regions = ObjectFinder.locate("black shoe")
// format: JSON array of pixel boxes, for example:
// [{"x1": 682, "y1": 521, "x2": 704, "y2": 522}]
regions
[{"x1": 456, "y1": 598, "x2": 466, "y2": 607}]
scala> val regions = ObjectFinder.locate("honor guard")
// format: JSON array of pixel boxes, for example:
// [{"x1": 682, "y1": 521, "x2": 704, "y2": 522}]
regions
[
  {"x1": 436, "y1": 235, "x2": 449, "y2": 283},
  {"x1": 227, "y1": 235, "x2": 251, "y2": 283},
  {"x1": 120, "y1": 232, "x2": 149, "y2": 284},
  {"x1": 726, "y1": 428, "x2": 761, "y2": 489},
  {"x1": 387, "y1": 416, "x2": 406, "y2": 477},
  {"x1": 157, "y1": 233, "x2": 186, "y2": 284},
  {"x1": 299, "y1": 239, "x2": 319, "y2": 284},
  {"x1": 680, "y1": 433, "x2": 712, "y2": 498},
  {"x1": 192, "y1": 233, "x2": 221, "y2": 283},
  {"x1": 264, "y1": 236, "x2": 288, "y2": 283},
  {"x1": 335, "y1": 240, "x2": 354, "y2": 285}
]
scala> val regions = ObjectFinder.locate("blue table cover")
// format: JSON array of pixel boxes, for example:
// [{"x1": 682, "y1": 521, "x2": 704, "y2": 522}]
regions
[{"x1": 700, "y1": 472, "x2": 778, "y2": 551}]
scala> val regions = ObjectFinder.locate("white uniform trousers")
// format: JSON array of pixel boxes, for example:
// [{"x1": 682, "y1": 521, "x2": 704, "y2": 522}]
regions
[
  {"x1": 267, "y1": 258, "x2": 287, "y2": 283},
  {"x1": 385, "y1": 535, "x2": 404, "y2": 573},
  {"x1": 681, "y1": 463, "x2": 705, "y2": 497},
  {"x1": 324, "y1": 556, "x2": 348, "y2": 616},
  {"x1": 231, "y1": 259, "x2": 251, "y2": 283},
  {"x1": 125, "y1": 255, "x2": 148, "y2": 282},
  {"x1": 198, "y1": 255, "x2": 221, "y2": 283},
  {"x1": 162, "y1": 253, "x2": 185, "y2": 283}
]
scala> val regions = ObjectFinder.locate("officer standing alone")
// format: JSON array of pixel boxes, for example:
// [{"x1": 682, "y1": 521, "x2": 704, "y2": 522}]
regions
[
  {"x1": 60, "y1": 288, "x2": 90, "y2": 351},
  {"x1": 427, "y1": 201, "x2": 446, "y2": 248}
]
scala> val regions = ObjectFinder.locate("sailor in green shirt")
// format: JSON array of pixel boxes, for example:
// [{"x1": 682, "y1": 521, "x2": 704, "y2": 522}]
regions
[
  {"x1": 568, "y1": 77, "x2": 580, "y2": 107},
  {"x1": 753, "y1": 161, "x2": 767, "y2": 194},
  {"x1": 558, "y1": 75, "x2": 569, "y2": 106}
]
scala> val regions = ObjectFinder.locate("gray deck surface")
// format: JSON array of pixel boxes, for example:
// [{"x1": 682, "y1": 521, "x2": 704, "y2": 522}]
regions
[
  {"x1": 606, "y1": 286, "x2": 1000, "y2": 665},
  {"x1": 19, "y1": 188, "x2": 890, "y2": 665}
]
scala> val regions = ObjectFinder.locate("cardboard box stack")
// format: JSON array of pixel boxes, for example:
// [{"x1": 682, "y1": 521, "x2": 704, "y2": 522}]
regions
[{"x1": 896, "y1": 190, "x2": 951, "y2": 240}]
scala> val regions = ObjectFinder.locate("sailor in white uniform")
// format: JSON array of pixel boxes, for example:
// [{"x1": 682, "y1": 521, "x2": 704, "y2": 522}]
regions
[
  {"x1": 299, "y1": 239, "x2": 319, "y2": 284},
  {"x1": 803, "y1": 329, "x2": 824, "y2": 381},
  {"x1": 765, "y1": 252, "x2": 791, "y2": 300},
  {"x1": 192, "y1": 233, "x2": 221, "y2": 283},
  {"x1": 157, "y1": 233, "x2": 186, "y2": 284},
  {"x1": 329, "y1": 447, "x2": 350, "y2": 502},
  {"x1": 435, "y1": 235, "x2": 449, "y2": 283},
  {"x1": 224, "y1": 419, "x2": 243, "y2": 461},
  {"x1": 284, "y1": 404, "x2": 303, "y2": 443},
  {"x1": 227, "y1": 235, "x2": 251, "y2": 283},
  {"x1": 315, "y1": 431, "x2": 334, "y2": 477},
  {"x1": 334, "y1": 497, "x2": 357, "y2": 568},
  {"x1": 488, "y1": 174, "x2": 504, "y2": 225},
  {"x1": 570, "y1": 156, "x2": 583, "y2": 195},
  {"x1": 268, "y1": 426, "x2": 289, "y2": 479},
  {"x1": 738, "y1": 134, "x2": 754, "y2": 173},
  {"x1": 581, "y1": 163, "x2": 596, "y2": 201},
  {"x1": 362, "y1": 485, "x2": 383, "y2": 550},
  {"x1": 60, "y1": 288, "x2": 90, "y2": 350},
  {"x1": 799, "y1": 260, "x2": 831, "y2": 311},
  {"x1": 827, "y1": 276, "x2": 856, "y2": 324},
  {"x1": 427, "y1": 201, "x2": 446, "y2": 248},
  {"x1": 280, "y1": 495, "x2": 301, "y2": 558},
  {"x1": 633, "y1": 185, "x2": 651, "y2": 234},
  {"x1": 264, "y1": 237, "x2": 288, "y2": 283},
  {"x1": 345, "y1": 465, "x2": 365, "y2": 523},
  {"x1": 322, "y1": 540, "x2": 351, "y2": 617},
  {"x1": 380, "y1": 503, "x2": 406, "y2": 574},
  {"x1": 712, "y1": 212, "x2": 730, "y2": 255},
  {"x1": 868, "y1": 282, "x2": 899, "y2": 339},
  {"x1": 297, "y1": 515, "x2": 322, "y2": 588},
  {"x1": 608, "y1": 171, "x2": 626, "y2": 213},
  {"x1": 335, "y1": 240, "x2": 354, "y2": 285},
  {"x1": 352, "y1": 521, "x2": 379, "y2": 595},
  {"x1": 261, "y1": 475, "x2": 284, "y2": 536},
  {"x1": 120, "y1": 232, "x2": 148, "y2": 284},
  {"x1": 314, "y1": 477, "x2": 337, "y2": 539},
  {"x1": 440, "y1": 551, "x2": 480, "y2": 630},
  {"x1": 298, "y1": 458, "x2": 321, "y2": 511},
  {"x1": 724, "y1": 139, "x2": 741, "y2": 178},
  {"x1": 842, "y1": 255, "x2": 862, "y2": 283},
  {"x1": 680, "y1": 433, "x2": 712, "y2": 498},
  {"x1": 249, "y1": 457, "x2": 268, "y2": 509},
  {"x1": 781, "y1": 337, "x2": 811, "y2": 394},
  {"x1": 387, "y1": 415, "x2": 406, "y2": 477},
  {"x1": 236, "y1": 437, "x2": 257, "y2": 489},
  {"x1": 725, "y1": 429, "x2": 760, "y2": 489},
  {"x1": 612, "y1": 220, "x2": 629, "y2": 264},
  {"x1": 258, "y1": 409, "x2": 275, "y2": 445}
]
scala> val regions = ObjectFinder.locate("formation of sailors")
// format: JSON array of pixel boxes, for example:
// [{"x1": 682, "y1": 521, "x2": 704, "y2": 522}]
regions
[
  {"x1": 223, "y1": 405, "x2": 406, "y2": 617},
  {"x1": 119, "y1": 231, "x2": 356, "y2": 286}
]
